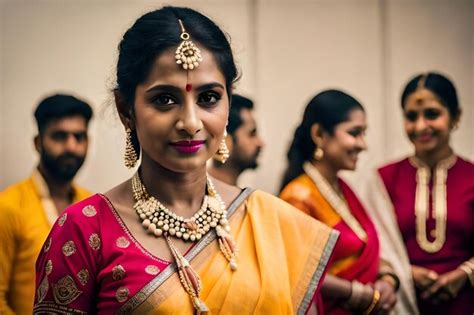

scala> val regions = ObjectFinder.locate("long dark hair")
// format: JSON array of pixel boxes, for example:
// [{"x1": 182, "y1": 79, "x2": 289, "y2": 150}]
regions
[{"x1": 279, "y1": 89, "x2": 364, "y2": 191}]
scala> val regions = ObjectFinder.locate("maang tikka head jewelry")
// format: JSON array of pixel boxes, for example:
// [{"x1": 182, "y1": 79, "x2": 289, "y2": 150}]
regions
[{"x1": 175, "y1": 19, "x2": 203, "y2": 70}]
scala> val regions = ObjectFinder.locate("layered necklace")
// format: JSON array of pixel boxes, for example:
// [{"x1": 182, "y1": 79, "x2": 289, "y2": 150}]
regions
[
  {"x1": 410, "y1": 155, "x2": 456, "y2": 253},
  {"x1": 132, "y1": 172, "x2": 238, "y2": 313}
]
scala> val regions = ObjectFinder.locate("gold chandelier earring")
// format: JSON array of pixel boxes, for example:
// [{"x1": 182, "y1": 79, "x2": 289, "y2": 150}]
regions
[
  {"x1": 214, "y1": 131, "x2": 230, "y2": 164},
  {"x1": 124, "y1": 128, "x2": 138, "y2": 168},
  {"x1": 314, "y1": 147, "x2": 324, "y2": 161}
]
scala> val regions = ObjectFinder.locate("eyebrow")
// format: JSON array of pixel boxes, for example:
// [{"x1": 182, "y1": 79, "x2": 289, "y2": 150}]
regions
[{"x1": 145, "y1": 82, "x2": 225, "y2": 94}]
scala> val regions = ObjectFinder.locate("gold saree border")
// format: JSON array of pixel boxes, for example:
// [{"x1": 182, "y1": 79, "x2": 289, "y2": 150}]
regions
[
  {"x1": 297, "y1": 229, "x2": 339, "y2": 315},
  {"x1": 118, "y1": 188, "x2": 254, "y2": 315}
]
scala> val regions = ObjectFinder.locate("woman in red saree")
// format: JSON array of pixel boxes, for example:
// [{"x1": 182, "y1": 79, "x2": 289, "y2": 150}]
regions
[
  {"x1": 33, "y1": 6, "x2": 338, "y2": 314},
  {"x1": 366, "y1": 72, "x2": 473, "y2": 314},
  {"x1": 280, "y1": 90, "x2": 398, "y2": 315}
]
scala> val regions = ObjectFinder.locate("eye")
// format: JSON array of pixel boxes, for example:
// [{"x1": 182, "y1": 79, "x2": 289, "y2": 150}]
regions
[
  {"x1": 405, "y1": 111, "x2": 418, "y2": 122},
  {"x1": 74, "y1": 132, "x2": 87, "y2": 142},
  {"x1": 152, "y1": 94, "x2": 178, "y2": 108},
  {"x1": 197, "y1": 91, "x2": 221, "y2": 107},
  {"x1": 424, "y1": 109, "x2": 441, "y2": 120},
  {"x1": 51, "y1": 131, "x2": 68, "y2": 141}
]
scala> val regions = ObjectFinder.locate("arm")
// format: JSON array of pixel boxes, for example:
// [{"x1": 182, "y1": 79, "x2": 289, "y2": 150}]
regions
[
  {"x1": 0, "y1": 202, "x2": 19, "y2": 315},
  {"x1": 34, "y1": 207, "x2": 99, "y2": 313}
]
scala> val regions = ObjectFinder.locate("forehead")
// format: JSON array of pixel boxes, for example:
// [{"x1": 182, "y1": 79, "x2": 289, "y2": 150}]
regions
[
  {"x1": 404, "y1": 89, "x2": 446, "y2": 111},
  {"x1": 141, "y1": 46, "x2": 226, "y2": 89},
  {"x1": 345, "y1": 108, "x2": 366, "y2": 124},
  {"x1": 43, "y1": 115, "x2": 87, "y2": 133}
]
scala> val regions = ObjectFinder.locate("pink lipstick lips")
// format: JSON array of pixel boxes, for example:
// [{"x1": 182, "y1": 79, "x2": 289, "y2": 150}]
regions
[{"x1": 171, "y1": 140, "x2": 205, "y2": 154}]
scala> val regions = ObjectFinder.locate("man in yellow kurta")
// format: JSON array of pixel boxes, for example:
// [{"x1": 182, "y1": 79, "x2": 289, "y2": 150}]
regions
[{"x1": 0, "y1": 94, "x2": 93, "y2": 314}]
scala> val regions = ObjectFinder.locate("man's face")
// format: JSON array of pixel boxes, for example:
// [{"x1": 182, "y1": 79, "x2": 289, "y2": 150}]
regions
[
  {"x1": 36, "y1": 115, "x2": 89, "y2": 181},
  {"x1": 230, "y1": 108, "x2": 264, "y2": 170}
]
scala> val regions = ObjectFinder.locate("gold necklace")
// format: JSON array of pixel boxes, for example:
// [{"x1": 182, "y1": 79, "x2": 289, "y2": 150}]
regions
[
  {"x1": 303, "y1": 162, "x2": 367, "y2": 241},
  {"x1": 132, "y1": 172, "x2": 238, "y2": 313},
  {"x1": 410, "y1": 155, "x2": 456, "y2": 253}
]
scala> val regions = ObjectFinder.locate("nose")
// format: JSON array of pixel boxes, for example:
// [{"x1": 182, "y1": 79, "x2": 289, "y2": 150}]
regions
[
  {"x1": 257, "y1": 136, "x2": 265, "y2": 148},
  {"x1": 65, "y1": 134, "x2": 80, "y2": 152},
  {"x1": 176, "y1": 101, "x2": 203, "y2": 136},
  {"x1": 414, "y1": 116, "x2": 428, "y2": 132},
  {"x1": 358, "y1": 136, "x2": 368, "y2": 151}
]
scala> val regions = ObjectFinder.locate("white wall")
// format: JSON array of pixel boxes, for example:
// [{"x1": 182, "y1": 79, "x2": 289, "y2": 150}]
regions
[{"x1": 1, "y1": 0, "x2": 472, "y2": 196}]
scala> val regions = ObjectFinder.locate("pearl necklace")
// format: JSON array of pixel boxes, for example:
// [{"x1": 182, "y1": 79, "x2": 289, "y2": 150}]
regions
[
  {"x1": 131, "y1": 172, "x2": 238, "y2": 313},
  {"x1": 132, "y1": 173, "x2": 230, "y2": 242}
]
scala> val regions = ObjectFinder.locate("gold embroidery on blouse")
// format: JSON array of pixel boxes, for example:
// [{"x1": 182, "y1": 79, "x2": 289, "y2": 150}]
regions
[
  {"x1": 112, "y1": 265, "x2": 126, "y2": 281},
  {"x1": 89, "y1": 233, "x2": 101, "y2": 251},
  {"x1": 45, "y1": 260, "x2": 53, "y2": 275},
  {"x1": 410, "y1": 155, "x2": 457, "y2": 253},
  {"x1": 37, "y1": 275, "x2": 49, "y2": 304},
  {"x1": 82, "y1": 205, "x2": 97, "y2": 217},
  {"x1": 52, "y1": 275, "x2": 82, "y2": 305},
  {"x1": 116, "y1": 287, "x2": 130, "y2": 303},
  {"x1": 58, "y1": 213, "x2": 68, "y2": 226},
  {"x1": 145, "y1": 265, "x2": 160, "y2": 275},
  {"x1": 116, "y1": 236, "x2": 130, "y2": 248},
  {"x1": 44, "y1": 237, "x2": 52, "y2": 252},
  {"x1": 77, "y1": 269, "x2": 89, "y2": 286},
  {"x1": 62, "y1": 241, "x2": 76, "y2": 257}
]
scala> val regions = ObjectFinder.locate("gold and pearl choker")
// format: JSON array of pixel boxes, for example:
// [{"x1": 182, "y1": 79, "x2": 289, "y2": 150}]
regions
[{"x1": 132, "y1": 172, "x2": 238, "y2": 313}]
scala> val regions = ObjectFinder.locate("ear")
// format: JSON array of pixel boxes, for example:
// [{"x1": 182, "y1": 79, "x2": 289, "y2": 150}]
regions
[
  {"x1": 114, "y1": 89, "x2": 135, "y2": 129},
  {"x1": 310, "y1": 123, "x2": 324, "y2": 148},
  {"x1": 34, "y1": 135, "x2": 41, "y2": 154}
]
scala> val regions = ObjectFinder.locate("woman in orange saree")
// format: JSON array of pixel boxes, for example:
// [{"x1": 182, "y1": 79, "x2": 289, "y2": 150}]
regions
[
  {"x1": 33, "y1": 6, "x2": 338, "y2": 314},
  {"x1": 280, "y1": 90, "x2": 398, "y2": 315}
]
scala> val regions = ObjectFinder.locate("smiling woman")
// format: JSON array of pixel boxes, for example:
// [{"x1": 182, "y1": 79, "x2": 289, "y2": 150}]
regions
[
  {"x1": 280, "y1": 90, "x2": 398, "y2": 315},
  {"x1": 32, "y1": 6, "x2": 338, "y2": 314},
  {"x1": 366, "y1": 72, "x2": 474, "y2": 315}
]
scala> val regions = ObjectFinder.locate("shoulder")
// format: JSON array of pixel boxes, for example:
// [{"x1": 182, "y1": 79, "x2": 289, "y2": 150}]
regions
[
  {"x1": 248, "y1": 190, "x2": 328, "y2": 229},
  {"x1": 377, "y1": 157, "x2": 410, "y2": 182},
  {"x1": 454, "y1": 155, "x2": 474, "y2": 169},
  {"x1": 52, "y1": 194, "x2": 110, "y2": 232},
  {"x1": 280, "y1": 174, "x2": 315, "y2": 202},
  {"x1": 0, "y1": 178, "x2": 35, "y2": 218}
]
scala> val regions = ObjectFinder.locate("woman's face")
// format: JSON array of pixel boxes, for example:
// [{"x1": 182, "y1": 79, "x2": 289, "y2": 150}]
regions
[
  {"x1": 403, "y1": 88, "x2": 453, "y2": 155},
  {"x1": 132, "y1": 47, "x2": 229, "y2": 173},
  {"x1": 320, "y1": 109, "x2": 367, "y2": 171}
]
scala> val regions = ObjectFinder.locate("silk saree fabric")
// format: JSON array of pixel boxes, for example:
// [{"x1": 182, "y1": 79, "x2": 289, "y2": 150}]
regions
[
  {"x1": 34, "y1": 188, "x2": 338, "y2": 314},
  {"x1": 280, "y1": 173, "x2": 380, "y2": 315}
]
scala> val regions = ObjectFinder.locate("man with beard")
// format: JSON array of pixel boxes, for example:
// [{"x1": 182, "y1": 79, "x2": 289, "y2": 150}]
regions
[
  {"x1": 0, "y1": 94, "x2": 93, "y2": 314},
  {"x1": 208, "y1": 94, "x2": 265, "y2": 185}
]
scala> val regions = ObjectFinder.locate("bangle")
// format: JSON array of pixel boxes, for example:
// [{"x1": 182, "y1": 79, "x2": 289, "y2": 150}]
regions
[
  {"x1": 346, "y1": 280, "x2": 365, "y2": 309},
  {"x1": 363, "y1": 289, "x2": 380, "y2": 315},
  {"x1": 459, "y1": 259, "x2": 474, "y2": 287},
  {"x1": 378, "y1": 272, "x2": 400, "y2": 292}
]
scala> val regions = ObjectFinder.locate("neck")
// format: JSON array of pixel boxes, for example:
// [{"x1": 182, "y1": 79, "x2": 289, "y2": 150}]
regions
[
  {"x1": 208, "y1": 163, "x2": 240, "y2": 186},
  {"x1": 415, "y1": 145, "x2": 453, "y2": 169},
  {"x1": 37, "y1": 165, "x2": 74, "y2": 200},
  {"x1": 311, "y1": 160, "x2": 340, "y2": 189},
  {"x1": 139, "y1": 155, "x2": 208, "y2": 217}
]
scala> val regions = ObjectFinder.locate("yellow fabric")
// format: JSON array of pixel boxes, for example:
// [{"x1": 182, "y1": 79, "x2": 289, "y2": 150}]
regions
[
  {"x1": 127, "y1": 190, "x2": 338, "y2": 315},
  {"x1": 280, "y1": 174, "x2": 341, "y2": 227},
  {"x1": 280, "y1": 174, "x2": 360, "y2": 276},
  {"x1": 0, "y1": 175, "x2": 90, "y2": 315}
]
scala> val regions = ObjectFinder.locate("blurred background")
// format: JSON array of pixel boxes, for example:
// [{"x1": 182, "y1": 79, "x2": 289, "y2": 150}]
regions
[{"x1": 0, "y1": 0, "x2": 472, "y2": 196}]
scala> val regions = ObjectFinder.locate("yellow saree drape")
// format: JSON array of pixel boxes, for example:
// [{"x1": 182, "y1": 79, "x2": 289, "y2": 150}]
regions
[{"x1": 120, "y1": 189, "x2": 338, "y2": 314}]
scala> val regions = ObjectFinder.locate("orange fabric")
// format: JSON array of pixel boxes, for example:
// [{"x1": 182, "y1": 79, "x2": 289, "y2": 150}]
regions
[
  {"x1": 126, "y1": 190, "x2": 338, "y2": 315},
  {"x1": 0, "y1": 175, "x2": 90, "y2": 315}
]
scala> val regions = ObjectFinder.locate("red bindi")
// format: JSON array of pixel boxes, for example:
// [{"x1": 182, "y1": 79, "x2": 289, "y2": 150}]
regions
[{"x1": 186, "y1": 83, "x2": 192, "y2": 92}]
